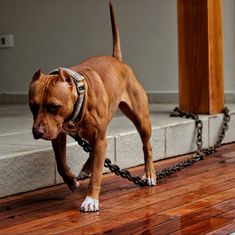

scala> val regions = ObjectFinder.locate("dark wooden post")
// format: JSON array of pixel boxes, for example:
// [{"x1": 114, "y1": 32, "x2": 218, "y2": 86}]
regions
[{"x1": 177, "y1": 0, "x2": 224, "y2": 114}]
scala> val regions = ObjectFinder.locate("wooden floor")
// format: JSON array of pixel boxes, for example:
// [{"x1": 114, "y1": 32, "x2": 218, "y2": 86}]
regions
[{"x1": 0, "y1": 144, "x2": 235, "y2": 234}]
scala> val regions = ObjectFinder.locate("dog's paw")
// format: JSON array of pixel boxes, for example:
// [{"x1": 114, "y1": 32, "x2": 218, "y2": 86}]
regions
[
  {"x1": 147, "y1": 177, "x2": 157, "y2": 186},
  {"x1": 80, "y1": 196, "x2": 99, "y2": 212},
  {"x1": 77, "y1": 171, "x2": 91, "y2": 180},
  {"x1": 142, "y1": 175, "x2": 157, "y2": 186},
  {"x1": 68, "y1": 179, "x2": 80, "y2": 192}
]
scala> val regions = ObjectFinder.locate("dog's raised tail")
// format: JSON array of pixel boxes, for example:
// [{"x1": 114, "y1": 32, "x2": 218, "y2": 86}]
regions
[{"x1": 109, "y1": 1, "x2": 122, "y2": 62}]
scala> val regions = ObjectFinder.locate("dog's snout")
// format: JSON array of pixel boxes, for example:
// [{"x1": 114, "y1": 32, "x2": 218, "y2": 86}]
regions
[{"x1": 33, "y1": 126, "x2": 45, "y2": 139}]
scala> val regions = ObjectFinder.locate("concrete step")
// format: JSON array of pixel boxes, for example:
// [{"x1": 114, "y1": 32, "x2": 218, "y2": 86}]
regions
[{"x1": 0, "y1": 104, "x2": 235, "y2": 198}]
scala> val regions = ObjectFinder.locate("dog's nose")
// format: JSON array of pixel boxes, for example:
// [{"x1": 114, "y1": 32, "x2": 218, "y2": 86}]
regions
[{"x1": 33, "y1": 126, "x2": 45, "y2": 139}]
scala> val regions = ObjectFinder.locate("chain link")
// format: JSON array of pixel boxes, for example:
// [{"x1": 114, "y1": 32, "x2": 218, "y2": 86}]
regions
[
  {"x1": 73, "y1": 107, "x2": 230, "y2": 186},
  {"x1": 171, "y1": 107, "x2": 230, "y2": 156},
  {"x1": 73, "y1": 133, "x2": 92, "y2": 153},
  {"x1": 104, "y1": 158, "x2": 148, "y2": 186}
]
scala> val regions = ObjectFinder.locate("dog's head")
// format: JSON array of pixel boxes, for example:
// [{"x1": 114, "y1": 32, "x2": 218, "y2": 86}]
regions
[{"x1": 29, "y1": 68, "x2": 77, "y2": 140}]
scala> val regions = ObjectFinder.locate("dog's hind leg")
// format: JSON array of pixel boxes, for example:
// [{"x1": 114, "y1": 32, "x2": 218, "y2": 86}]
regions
[
  {"x1": 119, "y1": 86, "x2": 156, "y2": 186},
  {"x1": 77, "y1": 155, "x2": 92, "y2": 180}
]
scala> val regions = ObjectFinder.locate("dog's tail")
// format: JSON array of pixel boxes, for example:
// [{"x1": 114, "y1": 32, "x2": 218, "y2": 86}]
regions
[{"x1": 109, "y1": 1, "x2": 122, "y2": 62}]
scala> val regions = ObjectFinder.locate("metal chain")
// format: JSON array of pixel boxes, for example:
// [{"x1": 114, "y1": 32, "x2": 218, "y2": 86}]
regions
[
  {"x1": 73, "y1": 107, "x2": 230, "y2": 186},
  {"x1": 73, "y1": 133, "x2": 92, "y2": 153},
  {"x1": 171, "y1": 107, "x2": 231, "y2": 156},
  {"x1": 104, "y1": 158, "x2": 149, "y2": 186},
  {"x1": 73, "y1": 134, "x2": 149, "y2": 186}
]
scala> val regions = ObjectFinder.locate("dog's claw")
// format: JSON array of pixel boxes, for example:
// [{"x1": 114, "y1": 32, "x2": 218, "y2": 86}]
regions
[
  {"x1": 142, "y1": 175, "x2": 156, "y2": 186},
  {"x1": 77, "y1": 171, "x2": 91, "y2": 180},
  {"x1": 147, "y1": 178, "x2": 157, "y2": 186},
  {"x1": 80, "y1": 196, "x2": 99, "y2": 212}
]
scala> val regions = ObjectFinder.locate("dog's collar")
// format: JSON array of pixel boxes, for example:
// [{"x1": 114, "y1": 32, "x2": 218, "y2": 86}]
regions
[{"x1": 49, "y1": 67, "x2": 86, "y2": 123}]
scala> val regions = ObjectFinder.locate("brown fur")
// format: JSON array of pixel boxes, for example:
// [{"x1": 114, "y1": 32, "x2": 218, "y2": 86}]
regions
[{"x1": 29, "y1": 2, "x2": 156, "y2": 212}]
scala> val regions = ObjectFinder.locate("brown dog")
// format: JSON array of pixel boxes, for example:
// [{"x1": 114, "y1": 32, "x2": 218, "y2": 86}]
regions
[{"x1": 29, "y1": 2, "x2": 156, "y2": 212}]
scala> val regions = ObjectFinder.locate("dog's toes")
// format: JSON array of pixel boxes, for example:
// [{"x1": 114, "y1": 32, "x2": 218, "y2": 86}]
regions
[
  {"x1": 80, "y1": 196, "x2": 99, "y2": 212},
  {"x1": 147, "y1": 177, "x2": 157, "y2": 186},
  {"x1": 142, "y1": 175, "x2": 156, "y2": 186},
  {"x1": 77, "y1": 171, "x2": 91, "y2": 180}
]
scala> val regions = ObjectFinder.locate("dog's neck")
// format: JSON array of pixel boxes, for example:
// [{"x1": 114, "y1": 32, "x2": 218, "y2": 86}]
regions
[{"x1": 49, "y1": 67, "x2": 86, "y2": 124}]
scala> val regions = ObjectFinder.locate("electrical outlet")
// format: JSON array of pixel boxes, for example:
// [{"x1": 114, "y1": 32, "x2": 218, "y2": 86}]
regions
[{"x1": 0, "y1": 34, "x2": 14, "y2": 48}]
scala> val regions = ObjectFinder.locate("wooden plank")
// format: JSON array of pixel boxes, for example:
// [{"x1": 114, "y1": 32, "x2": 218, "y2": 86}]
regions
[
  {"x1": 0, "y1": 156, "x2": 233, "y2": 228},
  {"x1": 0, "y1": 144, "x2": 234, "y2": 234},
  {"x1": 206, "y1": 220, "x2": 235, "y2": 235},
  {"x1": 60, "y1": 189, "x2": 235, "y2": 235},
  {"x1": 177, "y1": 0, "x2": 224, "y2": 114},
  {"x1": 178, "y1": 199, "x2": 235, "y2": 229},
  {"x1": 1, "y1": 165, "x2": 234, "y2": 234},
  {"x1": 160, "y1": 188, "x2": 235, "y2": 217},
  {"x1": 138, "y1": 198, "x2": 235, "y2": 235},
  {"x1": 0, "y1": 153, "x2": 226, "y2": 222},
  {"x1": 71, "y1": 214, "x2": 174, "y2": 235},
  {"x1": 152, "y1": 198, "x2": 235, "y2": 234},
  {"x1": 0, "y1": 156, "x2": 233, "y2": 219},
  {"x1": 1, "y1": 144, "x2": 232, "y2": 209},
  {"x1": 169, "y1": 218, "x2": 233, "y2": 235}
]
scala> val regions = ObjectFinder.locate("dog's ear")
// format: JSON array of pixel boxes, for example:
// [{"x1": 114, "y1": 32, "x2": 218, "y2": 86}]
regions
[
  {"x1": 58, "y1": 68, "x2": 73, "y2": 84},
  {"x1": 32, "y1": 69, "x2": 42, "y2": 81}
]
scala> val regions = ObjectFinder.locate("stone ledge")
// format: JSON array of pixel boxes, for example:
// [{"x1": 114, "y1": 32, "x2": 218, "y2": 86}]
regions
[{"x1": 0, "y1": 104, "x2": 234, "y2": 198}]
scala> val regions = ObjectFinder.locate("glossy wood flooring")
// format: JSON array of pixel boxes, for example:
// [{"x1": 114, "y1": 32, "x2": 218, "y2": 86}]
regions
[{"x1": 0, "y1": 144, "x2": 235, "y2": 235}]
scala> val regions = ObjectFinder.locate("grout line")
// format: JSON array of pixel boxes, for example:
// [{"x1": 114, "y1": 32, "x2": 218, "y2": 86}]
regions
[
  {"x1": 164, "y1": 127, "x2": 166, "y2": 158},
  {"x1": 208, "y1": 116, "x2": 211, "y2": 147},
  {"x1": 0, "y1": 130, "x2": 31, "y2": 137},
  {"x1": 114, "y1": 137, "x2": 117, "y2": 164}
]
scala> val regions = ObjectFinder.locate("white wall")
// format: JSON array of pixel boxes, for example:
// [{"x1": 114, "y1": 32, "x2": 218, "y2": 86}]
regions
[
  {"x1": 0, "y1": 0, "x2": 234, "y2": 95},
  {"x1": 223, "y1": 0, "x2": 235, "y2": 92}
]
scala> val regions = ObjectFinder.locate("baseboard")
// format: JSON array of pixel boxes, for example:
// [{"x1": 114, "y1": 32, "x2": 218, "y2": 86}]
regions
[
  {"x1": 1, "y1": 91, "x2": 235, "y2": 105},
  {"x1": 146, "y1": 91, "x2": 178, "y2": 103},
  {"x1": 224, "y1": 91, "x2": 235, "y2": 103},
  {"x1": 1, "y1": 92, "x2": 178, "y2": 104},
  {"x1": 0, "y1": 93, "x2": 28, "y2": 104},
  {"x1": 146, "y1": 91, "x2": 235, "y2": 104}
]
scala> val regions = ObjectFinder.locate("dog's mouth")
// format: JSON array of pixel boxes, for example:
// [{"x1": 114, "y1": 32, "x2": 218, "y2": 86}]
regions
[
  {"x1": 32, "y1": 127, "x2": 60, "y2": 141},
  {"x1": 33, "y1": 130, "x2": 50, "y2": 140}
]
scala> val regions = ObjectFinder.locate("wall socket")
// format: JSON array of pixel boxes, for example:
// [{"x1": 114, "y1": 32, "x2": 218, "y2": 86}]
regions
[{"x1": 0, "y1": 34, "x2": 14, "y2": 48}]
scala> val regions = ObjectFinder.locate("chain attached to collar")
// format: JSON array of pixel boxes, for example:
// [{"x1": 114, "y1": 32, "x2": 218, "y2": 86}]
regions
[
  {"x1": 73, "y1": 107, "x2": 230, "y2": 186},
  {"x1": 73, "y1": 132, "x2": 92, "y2": 153}
]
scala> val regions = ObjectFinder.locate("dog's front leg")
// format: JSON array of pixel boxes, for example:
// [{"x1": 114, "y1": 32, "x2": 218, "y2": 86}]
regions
[
  {"x1": 52, "y1": 132, "x2": 80, "y2": 192},
  {"x1": 80, "y1": 136, "x2": 107, "y2": 212}
]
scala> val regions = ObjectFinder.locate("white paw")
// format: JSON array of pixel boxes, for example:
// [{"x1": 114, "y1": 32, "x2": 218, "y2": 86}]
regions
[
  {"x1": 147, "y1": 177, "x2": 157, "y2": 186},
  {"x1": 80, "y1": 196, "x2": 99, "y2": 212},
  {"x1": 142, "y1": 176, "x2": 157, "y2": 186}
]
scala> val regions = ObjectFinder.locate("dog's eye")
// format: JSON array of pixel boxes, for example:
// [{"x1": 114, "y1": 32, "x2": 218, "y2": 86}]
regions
[
  {"x1": 30, "y1": 103, "x2": 39, "y2": 115},
  {"x1": 46, "y1": 104, "x2": 61, "y2": 114}
]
